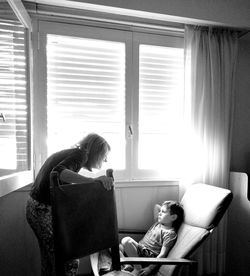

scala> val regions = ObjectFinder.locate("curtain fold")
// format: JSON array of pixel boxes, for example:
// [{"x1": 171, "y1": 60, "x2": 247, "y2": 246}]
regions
[{"x1": 180, "y1": 25, "x2": 239, "y2": 275}]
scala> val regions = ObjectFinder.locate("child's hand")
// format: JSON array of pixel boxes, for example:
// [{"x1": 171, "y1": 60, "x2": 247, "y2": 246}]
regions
[
  {"x1": 154, "y1": 204, "x2": 161, "y2": 221},
  {"x1": 95, "y1": 175, "x2": 114, "y2": 190},
  {"x1": 139, "y1": 267, "x2": 153, "y2": 276}
]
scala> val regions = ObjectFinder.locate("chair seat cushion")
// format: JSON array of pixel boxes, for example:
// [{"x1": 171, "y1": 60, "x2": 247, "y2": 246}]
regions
[
  {"x1": 156, "y1": 223, "x2": 209, "y2": 276},
  {"x1": 168, "y1": 223, "x2": 209, "y2": 258}
]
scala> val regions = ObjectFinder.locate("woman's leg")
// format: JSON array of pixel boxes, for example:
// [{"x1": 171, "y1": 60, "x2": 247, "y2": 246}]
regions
[
  {"x1": 26, "y1": 197, "x2": 56, "y2": 276},
  {"x1": 64, "y1": 259, "x2": 80, "y2": 276},
  {"x1": 26, "y1": 197, "x2": 79, "y2": 276}
]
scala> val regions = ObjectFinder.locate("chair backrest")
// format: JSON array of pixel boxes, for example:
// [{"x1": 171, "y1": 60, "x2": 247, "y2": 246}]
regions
[
  {"x1": 157, "y1": 183, "x2": 233, "y2": 276},
  {"x1": 50, "y1": 171, "x2": 121, "y2": 275}
]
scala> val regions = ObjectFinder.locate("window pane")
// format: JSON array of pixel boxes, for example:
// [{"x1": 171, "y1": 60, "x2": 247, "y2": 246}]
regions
[
  {"x1": 47, "y1": 34, "x2": 126, "y2": 169},
  {"x1": 0, "y1": 19, "x2": 28, "y2": 173},
  {"x1": 138, "y1": 45, "x2": 184, "y2": 175}
]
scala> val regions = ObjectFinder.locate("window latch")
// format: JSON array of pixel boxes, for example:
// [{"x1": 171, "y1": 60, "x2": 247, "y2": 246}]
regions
[
  {"x1": 0, "y1": 113, "x2": 6, "y2": 122},
  {"x1": 129, "y1": 125, "x2": 133, "y2": 135},
  {"x1": 127, "y1": 125, "x2": 133, "y2": 138}
]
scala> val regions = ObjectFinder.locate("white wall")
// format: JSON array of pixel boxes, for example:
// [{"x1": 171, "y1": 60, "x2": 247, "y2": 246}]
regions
[
  {"x1": 70, "y1": 0, "x2": 250, "y2": 28},
  {"x1": 0, "y1": 186, "x2": 40, "y2": 276},
  {"x1": 115, "y1": 183, "x2": 178, "y2": 230}
]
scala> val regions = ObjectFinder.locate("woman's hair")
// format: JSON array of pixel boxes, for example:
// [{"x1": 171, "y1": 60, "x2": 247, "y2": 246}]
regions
[
  {"x1": 76, "y1": 133, "x2": 111, "y2": 170},
  {"x1": 162, "y1": 200, "x2": 184, "y2": 231}
]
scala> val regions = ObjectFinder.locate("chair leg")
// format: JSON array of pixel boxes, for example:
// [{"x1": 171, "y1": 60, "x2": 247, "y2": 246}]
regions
[
  {"x1": 111, "y1": 245, "x2": 121, "y2": 271},
  {"x1": 189, "y1": 262, "x2": 198, "y2": 276}
]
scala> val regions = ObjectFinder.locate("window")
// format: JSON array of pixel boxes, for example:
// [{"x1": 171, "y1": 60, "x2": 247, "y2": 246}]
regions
[
  {"x1": 37, "y1": 21, "x2": 184, "y2": 181},
  {"x1": 136, "y1": 42, "x2": 184, "y2": 179},
  {"x1": 0, "y1": 18, "x2": 30, "y2": 176},
  {"x1": 46, "y1": 34, "x2": 126, "y2": 170}
]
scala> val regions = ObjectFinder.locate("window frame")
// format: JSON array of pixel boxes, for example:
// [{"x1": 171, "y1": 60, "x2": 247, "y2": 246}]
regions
[
  {"x1": 36, "y1": 20, "x2": 132, "y2": 180},
  {"x1": 131, "y1": 32, "x2": 184, "y2": 180},
  {"x1": 0, "y1": 21, "x2": 33, "y2": 196},
  {"x1": 35, "y1": 20, "x2": 184, "y2": 182}
]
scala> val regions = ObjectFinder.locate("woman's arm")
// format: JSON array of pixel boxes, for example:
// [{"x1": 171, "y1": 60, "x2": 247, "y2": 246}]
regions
[
  {"x1": 59, "y1": 169, "x2": 95, "y2": 184},
  {"x1": 59, "y1": 169, "x2": 113, "y2": 190}
]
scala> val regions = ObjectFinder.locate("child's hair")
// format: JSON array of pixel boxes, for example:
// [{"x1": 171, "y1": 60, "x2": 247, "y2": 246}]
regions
[
  {"x1": 76, "y1": 133, "x2": 111, "y2": 170},
  {"x1": 162, "y1": 200, "x2": 184, "y2": 231}
]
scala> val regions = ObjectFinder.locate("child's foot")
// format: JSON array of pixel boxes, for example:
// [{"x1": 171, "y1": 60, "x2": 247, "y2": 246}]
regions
[{"x1": 122, "y1": 264, "x2": 134, "y2": 272}]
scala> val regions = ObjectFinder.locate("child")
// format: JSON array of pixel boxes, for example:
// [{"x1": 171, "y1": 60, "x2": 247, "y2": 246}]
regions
[{"x1": 120, "y1": 201, "x2": 184, "y2": 276}]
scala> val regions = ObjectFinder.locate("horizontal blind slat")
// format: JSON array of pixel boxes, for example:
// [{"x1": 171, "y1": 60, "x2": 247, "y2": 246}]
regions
[
  {"x1": 47, "y1": 34, "x2": 125, "y2": 156},
  {"x1": 139, "y1": 44, "x2": 184, "y2": 136},
  {"x1": 0, "y1": 18, "x2": 28, "y2": 171}
]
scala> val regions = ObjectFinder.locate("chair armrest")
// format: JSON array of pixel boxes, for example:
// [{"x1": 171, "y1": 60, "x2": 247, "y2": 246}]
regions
[
  {"x1": 91, "y1": 254, "x2": 198, "y2": 276},
  {"x1": 120, "y1": 257, "x2": 198, "y2": 276},
  {"x1": 120, "y1": 257, "x2": 197, "y2": 265}
]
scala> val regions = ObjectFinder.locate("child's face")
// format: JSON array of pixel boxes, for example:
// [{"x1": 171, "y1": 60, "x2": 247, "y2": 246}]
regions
[{"x1": 158, "y1": 205, "x2": 176, "y2": 227}]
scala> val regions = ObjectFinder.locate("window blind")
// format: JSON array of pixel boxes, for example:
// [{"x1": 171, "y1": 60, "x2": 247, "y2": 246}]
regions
[
  {"x1": 0, "y1": 19, "x2": 28, "y2": 172},
  {"x1": 138, "y1": 44, "x2": 184, "y2": 174},
  {"x1": 47, "y1": 34, "x2": 126, "y2": 168}
]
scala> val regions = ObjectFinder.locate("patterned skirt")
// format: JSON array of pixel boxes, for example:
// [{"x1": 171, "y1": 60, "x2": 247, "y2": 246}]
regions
[{"x1": 26, "y1": 196, "x2": 79, "y2": 276}]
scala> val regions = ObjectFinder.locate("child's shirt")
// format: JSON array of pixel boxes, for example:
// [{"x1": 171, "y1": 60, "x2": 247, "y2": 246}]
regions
[{"x1": 138, "y1": 222, "x2": 177, "y2": 256}]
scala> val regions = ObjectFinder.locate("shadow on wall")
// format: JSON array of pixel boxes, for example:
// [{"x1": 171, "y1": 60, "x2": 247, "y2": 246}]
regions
[
  {"x1": 226, "y1": 172, "x2": 250, "y2": 276},
  {"x1": 245, "y1": 153, "x2": 250, "y2": 200},
  {"x1": 0, "y1": 185, "x2": 40, "y2": 276}
]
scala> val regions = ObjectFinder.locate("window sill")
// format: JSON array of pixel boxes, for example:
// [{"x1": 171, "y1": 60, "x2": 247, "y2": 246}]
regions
[
  {"x1": 0, "y1": 170, "x2": 34, "y2": 198},
  {"x1": 115, "y1": 179, "x2": 179, "y2": 188}
]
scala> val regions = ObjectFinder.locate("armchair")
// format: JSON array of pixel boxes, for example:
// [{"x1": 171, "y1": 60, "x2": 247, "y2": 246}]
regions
[{"x1": 50, "y1": 170, "x2": 232, "y2": 276}]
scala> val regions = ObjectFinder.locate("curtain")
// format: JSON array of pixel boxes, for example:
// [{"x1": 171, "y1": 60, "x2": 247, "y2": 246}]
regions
[{"x1": 180, "y1": 25, "x2": 239, "y2": 275}]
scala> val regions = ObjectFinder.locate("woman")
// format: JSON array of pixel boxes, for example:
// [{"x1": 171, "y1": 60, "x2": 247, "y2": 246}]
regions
[{"x1": 26, "y1": 133, "x2": 113, "y2": 276}]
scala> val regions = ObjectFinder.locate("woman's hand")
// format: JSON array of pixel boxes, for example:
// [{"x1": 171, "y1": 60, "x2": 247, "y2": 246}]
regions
[{"x1": 95, "y1": 175, "x2": 114, "y2": 190}]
